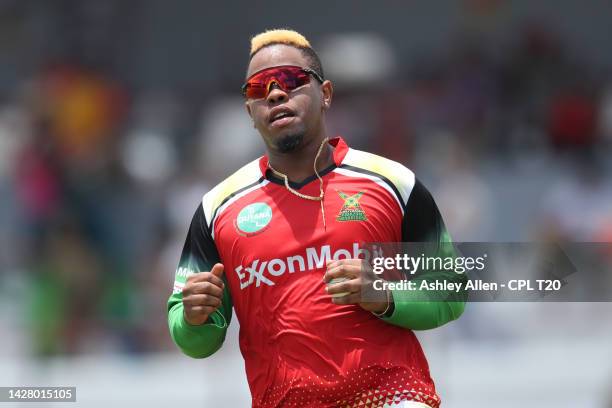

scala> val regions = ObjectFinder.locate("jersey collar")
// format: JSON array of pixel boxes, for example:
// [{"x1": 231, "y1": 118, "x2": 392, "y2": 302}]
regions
[{"x1": 258, "y1": 136, "x2": 349, "y2": 178}]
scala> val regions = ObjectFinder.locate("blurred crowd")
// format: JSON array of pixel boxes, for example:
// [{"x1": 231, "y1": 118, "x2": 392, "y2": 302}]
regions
[{"x1": 0, "y1": 19, "x2": 611, "y2": 357}]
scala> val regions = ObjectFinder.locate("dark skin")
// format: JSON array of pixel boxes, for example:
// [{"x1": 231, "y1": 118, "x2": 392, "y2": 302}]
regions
[
  {"x1": 183, "y1": 44, "x2": 389, "y2": 326},
  {"x1": 245, "y1": 44, "x2": 334, "y2": 182}
]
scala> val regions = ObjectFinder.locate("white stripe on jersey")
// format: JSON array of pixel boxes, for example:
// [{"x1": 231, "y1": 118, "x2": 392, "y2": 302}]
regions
[
  {"x1": 333, "y1": 166, "x2": 405, "y2": 216},
  {"x1": 342, "y1": 148, "x2": 415, "y2": 205},
  {"x1": 202, "y1": 158, "x2": 262, "y2": 228},
  {"x1": 209, "y1": 179, "x2": 270, "y2": 239}
]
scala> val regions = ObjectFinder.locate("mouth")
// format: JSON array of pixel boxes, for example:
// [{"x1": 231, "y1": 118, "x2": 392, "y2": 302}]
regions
[{"x1": 269, "y1": 107, "x2": 297, "y2": 126}]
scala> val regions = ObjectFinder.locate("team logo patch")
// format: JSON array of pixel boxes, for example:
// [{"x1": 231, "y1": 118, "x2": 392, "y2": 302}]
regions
[
  {"x1": 336, "y1": 190, "x2": 367, "y2": 222},
  {"x1": 235, "y1": 202, "x2": 272, "y2": 236}
]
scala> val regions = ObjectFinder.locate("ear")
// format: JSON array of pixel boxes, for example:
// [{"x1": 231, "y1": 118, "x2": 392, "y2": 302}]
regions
[
  {"x1": 321, "y1": 80, "x2": 333, "y2": 111},
  {"x1": 245, "y1": 100, "x2": 256, "y2": 127},
  {"x1": 245, "y1": 100, "x2": 253, "y2": 118}
]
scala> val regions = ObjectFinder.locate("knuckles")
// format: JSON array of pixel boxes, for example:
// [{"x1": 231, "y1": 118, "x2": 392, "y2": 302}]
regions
[
  {"x1": 186, "y1": 271, "x2": 211, "y2": 282},
  {"x1": 182, "y1": 292, "x2": 222, "y2": 308}
]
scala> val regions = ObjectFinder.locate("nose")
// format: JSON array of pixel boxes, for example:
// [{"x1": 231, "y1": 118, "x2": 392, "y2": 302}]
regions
[{"x1": 266, "y1": 81, "x2": 288, "y2": 105}]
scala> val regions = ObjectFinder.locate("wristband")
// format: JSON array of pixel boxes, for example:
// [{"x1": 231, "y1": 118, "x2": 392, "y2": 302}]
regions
[{"x1": 372, "y1": 288, "x2": 392, "y2": 317}]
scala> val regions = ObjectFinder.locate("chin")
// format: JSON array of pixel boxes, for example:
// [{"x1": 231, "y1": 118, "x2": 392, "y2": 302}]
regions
[{"x1": 275, "y1": 133, "x2": 304, "y2": 153}]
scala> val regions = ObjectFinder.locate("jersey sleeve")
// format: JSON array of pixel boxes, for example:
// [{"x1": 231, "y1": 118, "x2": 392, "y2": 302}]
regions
[
  {"x1": 379, "y1": 178, "x2": 467, "y2": 330},
  {"x1": 167, "y1": 203, "x2": 234, "y2": 358}
]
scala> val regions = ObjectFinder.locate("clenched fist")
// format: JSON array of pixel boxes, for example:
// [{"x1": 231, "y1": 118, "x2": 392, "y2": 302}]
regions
[
  {"x1": 323, "y1": 259, "x2": 391, "y2": 314},
  {"x1": 182, "y1": 263, "x2": 225, "y2": 326}
]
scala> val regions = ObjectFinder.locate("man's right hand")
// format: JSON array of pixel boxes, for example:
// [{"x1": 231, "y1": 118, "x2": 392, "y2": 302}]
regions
[{"x1": 182, "y1": 263, "x2": 225, "y2": 326}]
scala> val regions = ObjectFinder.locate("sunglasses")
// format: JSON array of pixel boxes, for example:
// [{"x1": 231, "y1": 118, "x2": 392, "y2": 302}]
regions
[{"x1": 242, "y1": 65, "x2": 324, "y2": 99}]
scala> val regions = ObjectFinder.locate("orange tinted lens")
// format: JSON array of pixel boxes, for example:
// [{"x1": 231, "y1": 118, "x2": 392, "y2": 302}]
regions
[
  {"x1": 244, "y1": 66, "x2": 310, "y2": 99},
  {"x1": 245, "y1": 83, "x2": 267, "y2": 99}
]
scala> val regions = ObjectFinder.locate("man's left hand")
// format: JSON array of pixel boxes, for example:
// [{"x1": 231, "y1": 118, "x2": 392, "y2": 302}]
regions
[{"x1": 323, "y1": 259, "x2": 391, "y2": 314}]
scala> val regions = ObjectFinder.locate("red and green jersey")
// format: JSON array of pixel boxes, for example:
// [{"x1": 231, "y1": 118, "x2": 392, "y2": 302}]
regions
[{"x1": 167, "y1": 137, "x2": 465, "y2": 408}]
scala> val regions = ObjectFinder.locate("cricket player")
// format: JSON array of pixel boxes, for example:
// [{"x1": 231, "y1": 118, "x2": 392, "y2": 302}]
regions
[{"x1": 168, "y1": 29, "x2": 466, "y2": 408}]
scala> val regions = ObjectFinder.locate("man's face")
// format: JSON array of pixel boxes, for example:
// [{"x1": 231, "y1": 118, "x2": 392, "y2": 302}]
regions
[{"x1": 245, "y1": 44, "x2": 332, "y2": 153}]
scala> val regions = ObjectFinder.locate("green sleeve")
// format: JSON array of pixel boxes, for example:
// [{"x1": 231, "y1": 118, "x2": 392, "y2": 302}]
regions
[
  {"x1": 382, "y1": 264, "x2": 467, "y2": 330},
  {"x1": 379, "y1": 178, "x2": 467, "y2": 330},
  {"x1": 167, "y1": 204, "x2": 234, "y2": 358},
  {"x1": 167, "y1": 281, "x2": 233, "y2": 358}
]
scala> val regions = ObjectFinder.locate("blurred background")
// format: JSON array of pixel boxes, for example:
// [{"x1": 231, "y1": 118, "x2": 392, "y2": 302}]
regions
[{"x1": 1, "y1": 0, "x2": 612, "y2": 407}]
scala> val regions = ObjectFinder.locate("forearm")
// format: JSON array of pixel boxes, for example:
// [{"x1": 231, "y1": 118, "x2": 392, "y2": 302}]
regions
[
  {"x1": 381, "y1": 271, "x2": 467, "y2": 330},
  {"x1": 167, "y1": 302, "x2": 229, "y2": 358}
]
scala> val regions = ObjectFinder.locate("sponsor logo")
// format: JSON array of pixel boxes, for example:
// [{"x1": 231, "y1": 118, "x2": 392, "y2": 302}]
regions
[
  {"x1": 336, "y1": 190, "x2": 367, "y2": 222},
  {"x1": 172, "y1": 266, "x2": 195, "y2": 294},
  {"x1": 235, "y1": 243, "x2": 369, "y2": 290},
  {"x1": 235, "y1": 202, "x2": 272, "y2": 236}
]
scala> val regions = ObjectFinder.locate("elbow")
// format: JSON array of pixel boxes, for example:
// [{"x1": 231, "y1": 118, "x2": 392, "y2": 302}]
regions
[
  {"x1": 168, "y1": 321, "x2": 226, "y2": 359},
  {"x1": 179, "y1": 343, "x2": 221, "y2": 359},
  {"x1": 410, "y1": 300, "x2": 466, "y2": 331},
  {"x1": 448, "y1": 299, "x2": 466, "y2": 322}
]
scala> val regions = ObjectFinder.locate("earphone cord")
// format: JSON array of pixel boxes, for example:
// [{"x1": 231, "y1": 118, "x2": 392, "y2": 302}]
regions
[{"x1": 267, "y1": 137, "x2": 329, "y2": 230}]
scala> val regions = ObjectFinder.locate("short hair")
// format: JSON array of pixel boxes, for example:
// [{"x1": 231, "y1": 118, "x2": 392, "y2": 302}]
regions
[{"x1": 248, "y1": 28, "x2": 325, "y2": 80}]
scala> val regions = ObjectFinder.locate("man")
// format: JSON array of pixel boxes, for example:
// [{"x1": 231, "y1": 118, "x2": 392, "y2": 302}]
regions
[{"x1": 167, "y1": 29, "x2": 466, "y2": 408}]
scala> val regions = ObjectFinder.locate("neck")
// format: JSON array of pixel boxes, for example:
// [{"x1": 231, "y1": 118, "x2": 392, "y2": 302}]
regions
[{"x1": 267, "y1": 135, "x2": 334, "y2": 183}]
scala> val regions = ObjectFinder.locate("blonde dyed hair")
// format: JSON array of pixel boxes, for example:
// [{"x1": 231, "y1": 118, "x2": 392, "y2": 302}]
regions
[{"x1": 250, "y1": 29, "x2": 312, "y2": 56}]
